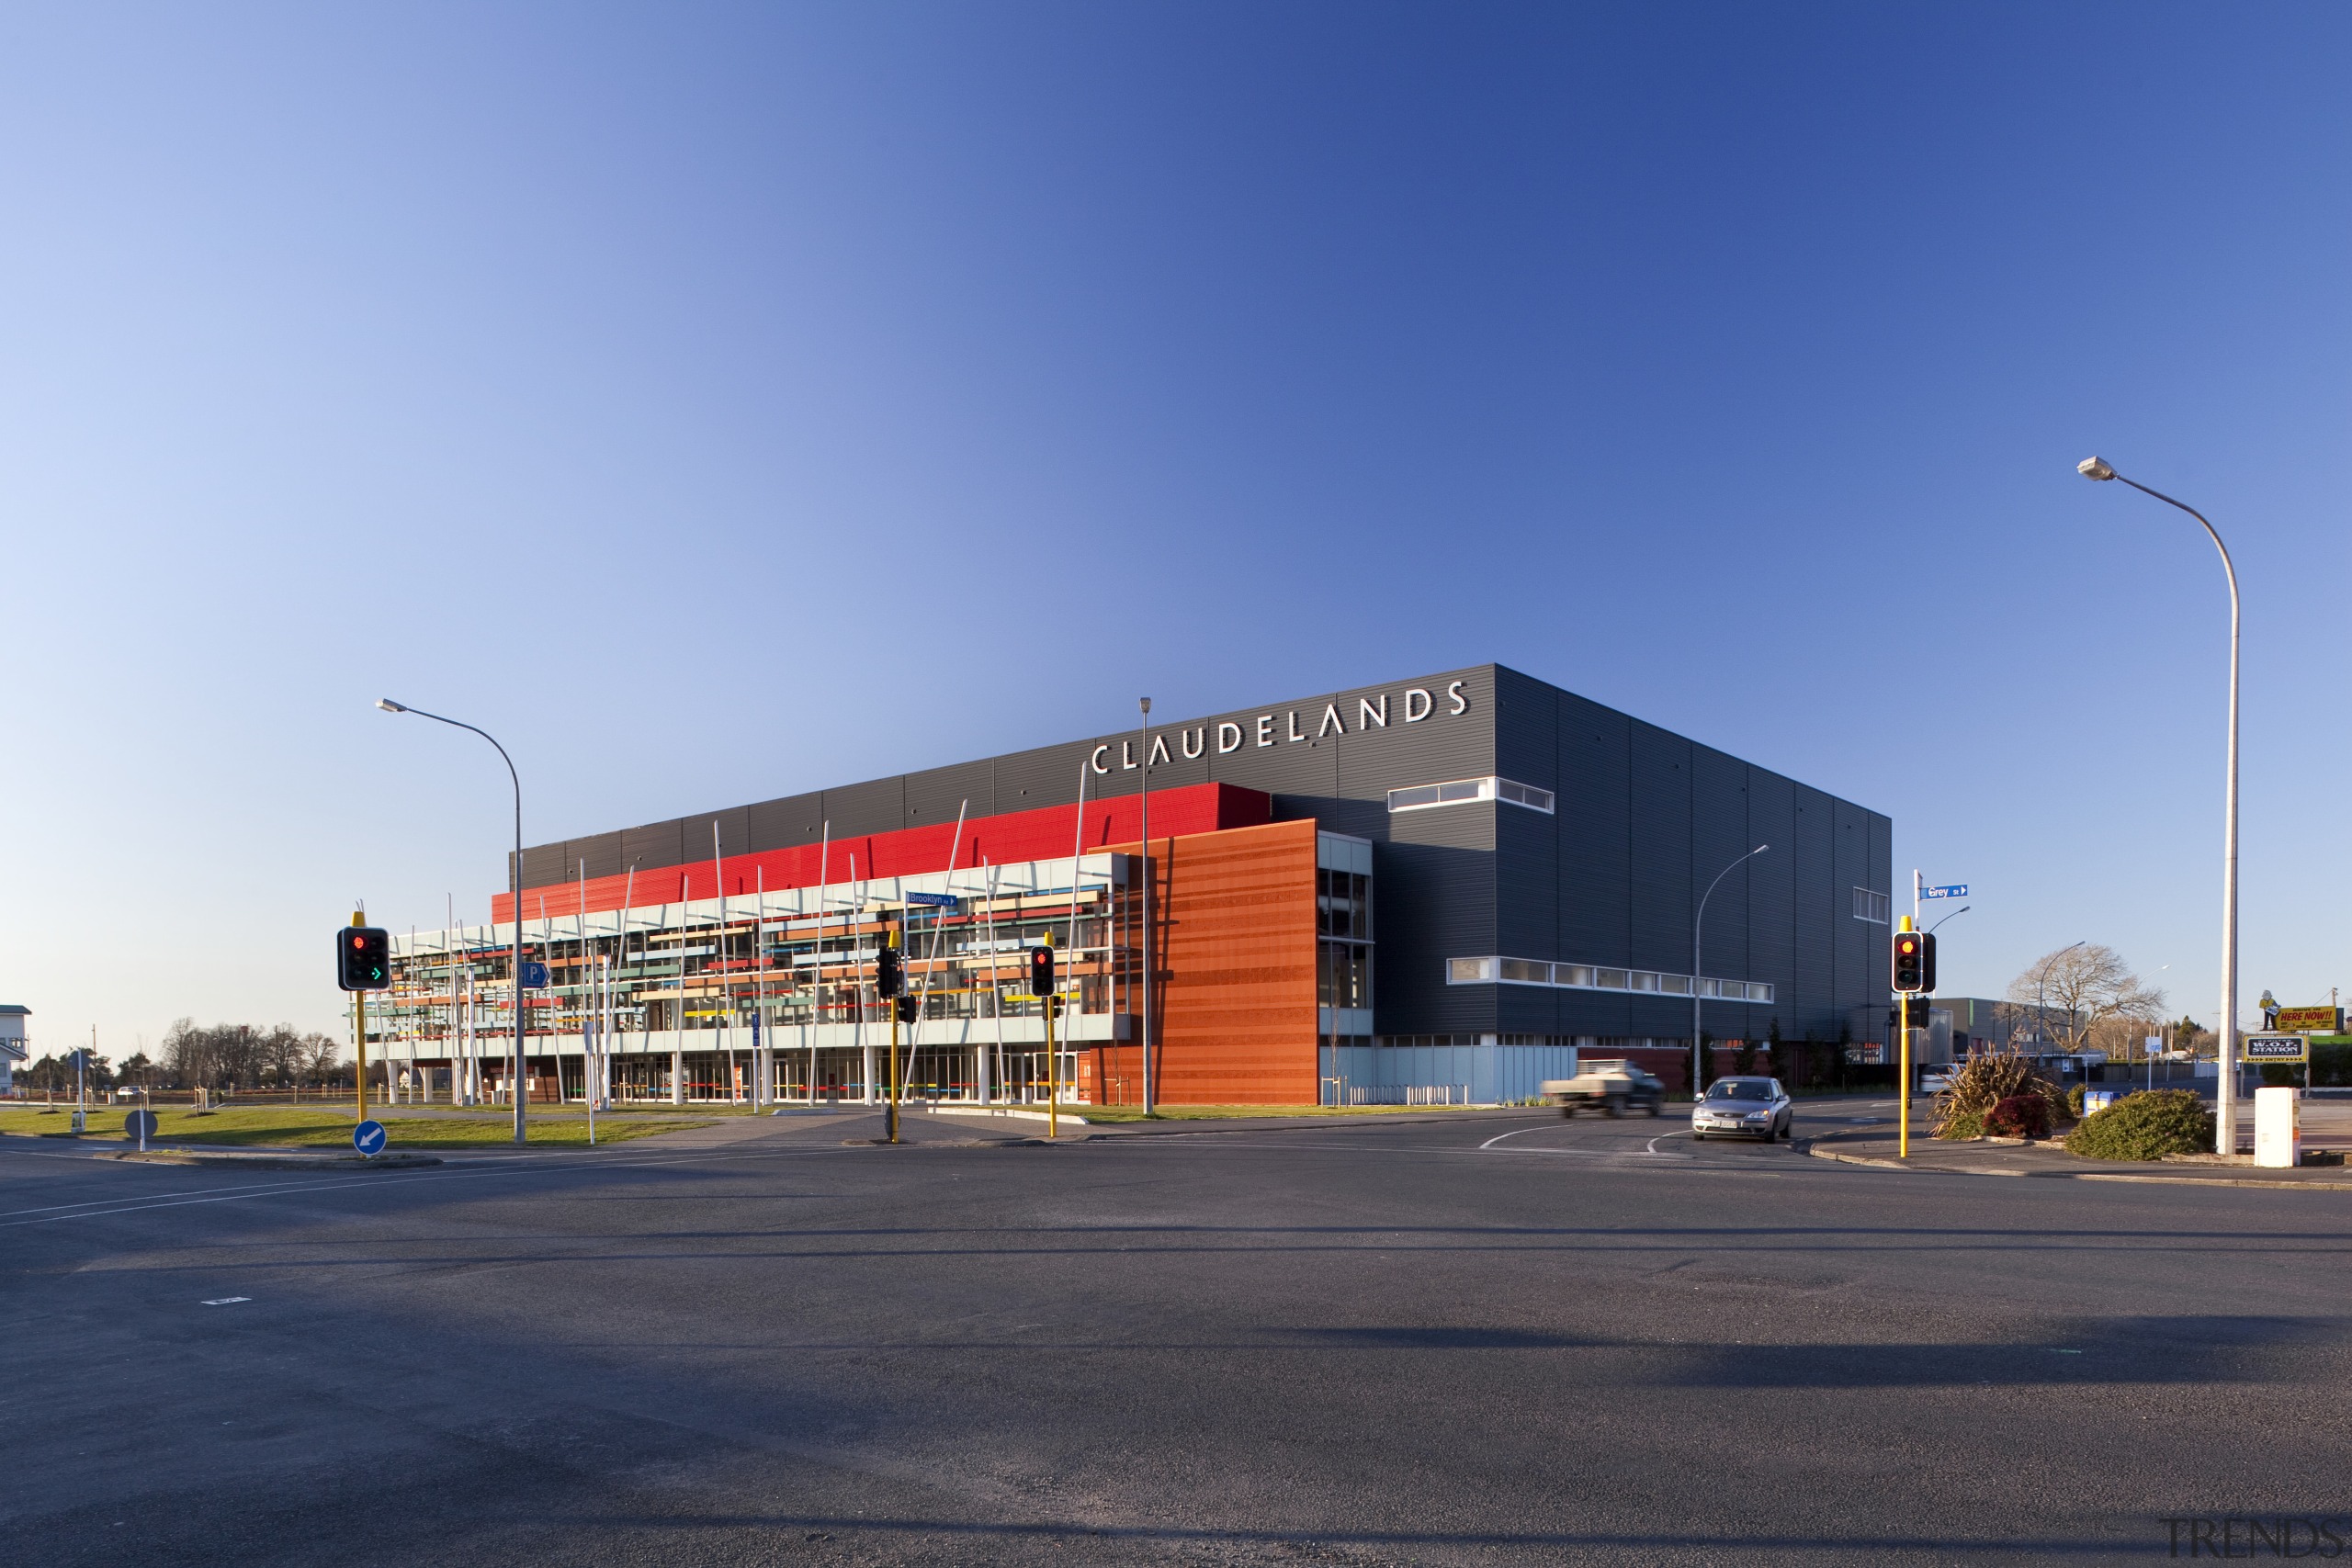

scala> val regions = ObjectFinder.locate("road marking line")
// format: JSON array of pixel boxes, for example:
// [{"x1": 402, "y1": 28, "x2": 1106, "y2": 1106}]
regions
[
  {"x1": 1477, "y1": 1126, "x2": 1552, "y2": 1150},
  {"x1": 200, "y1": 1297, "x2": 252, "y2": 1306}
]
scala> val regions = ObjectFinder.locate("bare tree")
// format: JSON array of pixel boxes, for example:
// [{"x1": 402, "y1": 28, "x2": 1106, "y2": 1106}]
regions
[
  {"x1": 2005, "y1": 945, "x2": 2165, "y2": 1057},
  {"x1": 303, "y1": 1032, "x2": 343, "y2": 1087}
]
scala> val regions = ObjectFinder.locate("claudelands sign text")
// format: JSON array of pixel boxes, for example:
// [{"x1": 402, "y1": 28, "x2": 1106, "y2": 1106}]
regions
[{"x1": 1091, "y1": 680, "x2": 1472, "y2": 774}]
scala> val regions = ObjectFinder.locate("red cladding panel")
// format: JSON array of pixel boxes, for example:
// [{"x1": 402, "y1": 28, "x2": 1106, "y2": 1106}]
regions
[{"x1": 492, "y1": 782, "x2": 1270, "y2": 923}]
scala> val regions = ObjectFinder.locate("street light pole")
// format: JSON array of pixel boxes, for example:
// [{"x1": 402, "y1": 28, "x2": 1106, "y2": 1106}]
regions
[
  {"x1": 2077, "y1": 457, "x2": 2241, "y2": 1154},
  {"x1": 378, "y1": 699, "x2": 529, "y2": 1145},
  {"x1": 1693, "y1": 844, "x2": 1769, "y2": 1100}
]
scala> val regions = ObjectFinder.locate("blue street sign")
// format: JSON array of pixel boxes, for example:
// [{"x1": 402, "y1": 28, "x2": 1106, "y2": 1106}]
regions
[
  {"x1": 354, "y1": 1120, "x2": 387, "y2": 1156},
  {"x1": 520, "y1": 960, "x2": 550, "y2": 988},
  {"x1": 1920, "y1": 885, "x2": 1968, "y2": 899},
  {"x1": 903, "y1": 892, "x2": 956, "y2": 908}
]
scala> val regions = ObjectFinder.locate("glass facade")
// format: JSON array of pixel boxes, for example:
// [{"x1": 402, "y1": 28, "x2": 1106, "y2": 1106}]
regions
[{"x1": 365, "y1": 853, "x2": 1138, "y2": 1105}]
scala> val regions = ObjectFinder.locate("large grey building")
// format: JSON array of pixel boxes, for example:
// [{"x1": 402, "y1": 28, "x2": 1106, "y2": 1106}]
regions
[{"x1": 379, "y1": 662, "x2": 1891, "y2": 1108}]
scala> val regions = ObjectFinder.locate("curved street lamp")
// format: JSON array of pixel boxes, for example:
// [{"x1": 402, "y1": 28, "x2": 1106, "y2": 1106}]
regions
[
  {"x1": 2077, "y1": 457, "x2": 2240, "y2": 1153},
  {"x1": 1693, "y1": 843, "x2": 1769, "y2": 1097},
  {"x1": 377, "y1": 699, "x2": 528, "y2": 1145}
]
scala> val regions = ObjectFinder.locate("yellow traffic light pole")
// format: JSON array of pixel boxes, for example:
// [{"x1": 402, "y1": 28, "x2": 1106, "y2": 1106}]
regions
[
  {"x1": 1897, "y1": 917, "x2": 1913, "y2": 1158},
  {"x1": 1043, "y1": 931, "x2": 1057, "y2": 1141},
  {"x1": 352, "y1": 910, "x2": 369, "y2": 1124},
  {"x1": 885, "y1": 927, "x2": 900, "y2": 1145}
]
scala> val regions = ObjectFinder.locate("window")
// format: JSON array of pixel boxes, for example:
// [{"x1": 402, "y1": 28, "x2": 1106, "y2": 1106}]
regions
[
  {"x1": 1497, "y1": 779, "x2": 1555, "y2": 812},
  {"x1": 1854, "y1": 887, "x2": 1890, "y2": 924},
  {"x1": 1317, "y1": 869, "x2": 1371, "y2": 940},
  {"x1": 1319, "y1": 942, "x2": 1372, "y2": 1008},
  {"x1": 1386, "y1": 776, "x2": 1554, "y2": 815},
  {"x1": 1451, "y1": 956, "x2": 1772, "y2": 1003}
]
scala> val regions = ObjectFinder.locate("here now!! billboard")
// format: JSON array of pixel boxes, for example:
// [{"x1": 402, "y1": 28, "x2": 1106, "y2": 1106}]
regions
[{"x1": 2273, "y1": 1006, "x2": 2342, "y2": 1033}]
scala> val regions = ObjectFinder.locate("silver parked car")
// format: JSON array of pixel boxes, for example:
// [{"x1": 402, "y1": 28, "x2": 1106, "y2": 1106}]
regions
[{"x1": 1690, "y1": 1076, "x2": 1793, "y2": 1142}]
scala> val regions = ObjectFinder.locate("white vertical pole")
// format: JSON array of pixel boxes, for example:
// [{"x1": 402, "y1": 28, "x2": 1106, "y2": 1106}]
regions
[
  {"x1": 982, "y1": 858, "x2": 1004, "y2": 1104},
  {"x1": 914, "y1": 802, "x2": 969, "y2": 1103},
  {"x1": 815, "y1": 822, "x2": 829, "y2": 1105},
  {"x1": 1067, "y1": 757, "x2": 1091, "y2": 1106},
  {"x1": 1139, "y1": 697, "x2": 1152, "y2": 1115},
  {"x1": 854, "y1": 853, "x2": 872, "y2": 1103}
]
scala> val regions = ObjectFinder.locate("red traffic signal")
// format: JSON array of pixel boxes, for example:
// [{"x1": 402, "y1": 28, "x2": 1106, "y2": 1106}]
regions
[
  {"x1": 1892, "y1": 931, "x2": 1935, "y2": 994},
  {"x1": 1028, "y1": 944, "x2": 1056, "y2": 999},
  {"x1": 338, "y1": 926, "x2": 391, "y2": 992}
]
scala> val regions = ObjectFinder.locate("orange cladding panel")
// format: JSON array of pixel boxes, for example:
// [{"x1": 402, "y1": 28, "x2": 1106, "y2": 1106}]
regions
[{"x1": 1103, "y1": 818, "x2": 1319, "y2": 1106}]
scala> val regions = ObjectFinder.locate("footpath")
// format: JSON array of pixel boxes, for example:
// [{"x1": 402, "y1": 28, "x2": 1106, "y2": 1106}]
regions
[{"x1": 1801, "y1": 1103, "x2": 2352, "y2": 1190}]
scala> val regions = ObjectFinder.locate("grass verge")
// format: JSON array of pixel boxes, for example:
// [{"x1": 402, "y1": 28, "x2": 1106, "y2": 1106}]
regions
[{"x1": 0, "y1": 1105, "x2": 714, "y2": 1148}]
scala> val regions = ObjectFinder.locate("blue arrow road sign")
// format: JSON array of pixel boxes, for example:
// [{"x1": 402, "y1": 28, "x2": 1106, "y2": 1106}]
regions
[
  {"x1": 354, "y1": 1120, "x2": 387, "y2": 1156},
  {"x1": 1920, "y1": 885, "x2": 1968, "y2": 899}
]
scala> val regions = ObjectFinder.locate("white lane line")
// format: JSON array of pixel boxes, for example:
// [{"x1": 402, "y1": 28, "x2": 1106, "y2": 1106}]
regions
[
  {"x1": 200, "y1": 1297, "x2": 252, "y2": 1306},
  {"x1": 1478, "y1": 1126, "x2": 1555, "y2": 1150}
]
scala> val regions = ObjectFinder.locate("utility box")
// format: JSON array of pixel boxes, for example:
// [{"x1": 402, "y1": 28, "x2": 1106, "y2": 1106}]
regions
[{"x1": 2254, "y1": 1085, "x2": 2301, "y2": 1168}]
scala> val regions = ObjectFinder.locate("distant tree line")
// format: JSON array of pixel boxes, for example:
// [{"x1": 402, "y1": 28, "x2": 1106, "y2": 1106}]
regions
[{"x1": 15, "y1": 1021, "x2": 345, "y2": 1096}]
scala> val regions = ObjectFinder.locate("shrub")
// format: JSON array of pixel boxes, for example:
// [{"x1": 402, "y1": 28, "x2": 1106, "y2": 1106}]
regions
[
  {"x1": 1939, "y1": 1109, "x2": 1984, "y2": 1141},
  {"x1": 1932, "y1": 1050, "x2": 2063, "y2": 1140},
  {"x1": 2064, "y1": 1089, "x2": 2216, "y2": 1161},
  {"x1": 2066, "y1": 1083, "x2": 2088, "y2": 1120},
  {"x1": 1984, "y1": 1094, "x2": 2050, "y2": 1139}
]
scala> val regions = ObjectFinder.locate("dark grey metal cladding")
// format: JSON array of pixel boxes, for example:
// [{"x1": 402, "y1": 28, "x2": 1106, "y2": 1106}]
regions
[
  {"x1": 518, "y1": 842, "x2": 569, "y2": 890},
  {"x1": 1492, "y1": 670, "x2": 1558, "y2": 964},
  {"x1": 1373, "y1": 832, "x2": 1497, "y2": 1036},
  {"x1": 1690, "y1": 744, "x2": 1755, "y2": 1037},
  {"x1": 506, "y1": 665, "x2": 1494, "y2": 869},
  {"x1": 1627, "y1": 722, "x2": 1693, "y2": 976},
  {"x1": 677, "y1": 806, "x2": 751, "y2": 868},
  {"x1": 902, "y1": 759, "x2": 992, "y2": 830},
  {"x1": 622, "y1": 819, "x2": 686, "y2": 875},
  {"x1": 1791, "y1": 786, "x2": 1838, "y2": 1031},
  {"x1": 819, "y1": 776, "x2": 903, "y2": 841},
  {"x1": 745, "y1": 792, "x2": 824, "y2": 852},
  {"x1": 1743, "y1": 769, "x2": 1801, "y2": 1037},
  {"x1": 570, "y1": 830, "x2": 628, "y2": 881},
  {"x1": 993, "y1": 743, "x2": 1086, "y2": 812},
  {"x1": 1556, "y1": 695, "x2": 1633, "y2": 970}
]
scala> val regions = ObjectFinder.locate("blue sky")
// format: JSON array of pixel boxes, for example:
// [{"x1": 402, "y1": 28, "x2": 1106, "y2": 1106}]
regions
[{"x1": 2, "y1": 3, "x2": 2346, "y2": 1057}]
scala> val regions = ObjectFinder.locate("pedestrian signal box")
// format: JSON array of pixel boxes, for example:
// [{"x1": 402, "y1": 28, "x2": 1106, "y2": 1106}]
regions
[
  {"x1": 338, "y1": 927, "x2": 392, "y2": 991},
  {"x1": 894, "y1": 995, "x2": 919, "y2": 1026},
  {"x1": 1028, "y1": 944, "x2": 1056, "y2": 998}
]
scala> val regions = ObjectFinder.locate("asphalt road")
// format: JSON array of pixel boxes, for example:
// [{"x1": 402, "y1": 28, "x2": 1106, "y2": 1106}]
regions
[{"x1": 5, "y1": 1100, "x2": 2347, "y2": 1566}]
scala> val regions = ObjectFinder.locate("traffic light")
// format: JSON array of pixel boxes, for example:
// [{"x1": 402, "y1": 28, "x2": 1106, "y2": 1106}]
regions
[
  {"x1": 1029, "y1": 943, "x2": 1056, "y2": 998},
  {"x1": 876, "y1": 937, "x2": 903, "y2": 998},
  {"x1": 1892, "y1": 930, "x2": 1927, "y2": 993},
  {"x1": 895, "y1": 995, "x2": 919, "y2": 1026},
  {"x1": 1917, "y1": 931, "x2": 1937, "y2": 994},
  {"x1": 338, "y1": 926, "x2": 391, "y2": 991}
]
